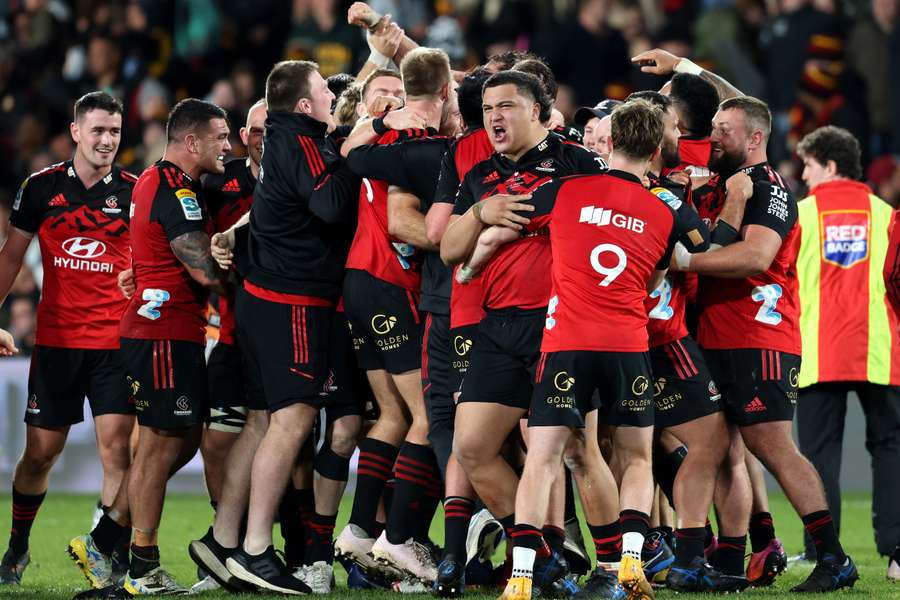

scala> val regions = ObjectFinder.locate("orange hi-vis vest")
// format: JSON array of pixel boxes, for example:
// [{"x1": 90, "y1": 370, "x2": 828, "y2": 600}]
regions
[{"x1": 797, "y1": 179, "x2": 900, "y2": 387}]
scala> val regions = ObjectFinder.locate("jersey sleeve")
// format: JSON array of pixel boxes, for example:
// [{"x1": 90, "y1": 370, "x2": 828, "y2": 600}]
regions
[
  {"x1": 649, "y1": 186, "x2": 711, "y2": 253},
  {"x1": 308, "y1": 161, "x2": 360, "y2": 224},
  {"x1": 346, "y1": 142, "x2": 408, "y2": 184},
  {"x1": 742, "y1": 180, "x2": 797, "y2": 239},
  {"x1": 434, "y1": 146, "x2": 460, "y2": 206},
  {"x1": 452, "y1": 172, "x2": 478, "y2": 216},
  {"x1": 520, "y1": 178, "x2": 562, "y2": 232},
  {"x1": 655, "y1": 207, "x2": 681, "y2": 269},
  {"x1": 151, "y1": 187, "x2": 208, "y2": 241},
  {"x1": 299, "y1": 136, "x2": 360, "y2": 225},
  {"x1": 9, "y1": 175, "x2": 44, "y2": 234}
]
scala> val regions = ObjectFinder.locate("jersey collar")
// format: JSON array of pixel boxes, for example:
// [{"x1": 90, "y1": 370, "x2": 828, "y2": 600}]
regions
[
  {"x1": 267, "y1": 111, "x2": 329, "y2": 137},
  {"x1": 67, "y1": 159, "x2": 118, "y2": 194},
  {"x1": 606, "y1": 169, "x2": 643, "y2": 185},
  {"x1": 498, "y1": 133, "x2": 559, "y2": 169}
]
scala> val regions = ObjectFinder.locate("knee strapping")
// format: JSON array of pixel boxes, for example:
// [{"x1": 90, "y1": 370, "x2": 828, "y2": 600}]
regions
[{"x1": 315, "y1": 445, "x2": 351, "y2": 481}]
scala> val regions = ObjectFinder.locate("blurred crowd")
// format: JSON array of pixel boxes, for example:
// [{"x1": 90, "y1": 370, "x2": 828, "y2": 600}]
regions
[{"x1": 1, "y1": 0, "x2": 899, "y2": 353}]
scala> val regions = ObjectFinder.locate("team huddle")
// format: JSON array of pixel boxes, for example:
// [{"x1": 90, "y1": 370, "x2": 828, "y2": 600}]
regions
[{"x1": 0, "y1": 5, "x2": 869, "y2": 600}]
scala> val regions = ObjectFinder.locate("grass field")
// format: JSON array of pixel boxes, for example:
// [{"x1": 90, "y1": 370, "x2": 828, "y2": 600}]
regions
[{"x1": 0, "y1": 491, "x2": 896, "y2": 599}]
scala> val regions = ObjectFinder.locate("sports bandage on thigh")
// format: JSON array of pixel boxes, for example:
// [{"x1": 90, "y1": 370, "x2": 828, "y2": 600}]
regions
[{"x1": 208, "y1": 405, "x2": 248, "y2": 433}]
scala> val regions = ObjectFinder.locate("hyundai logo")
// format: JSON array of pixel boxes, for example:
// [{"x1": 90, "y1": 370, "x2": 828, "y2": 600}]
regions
[{"x1": 62, "y1": 237, "x2": 107, "y2": 259}]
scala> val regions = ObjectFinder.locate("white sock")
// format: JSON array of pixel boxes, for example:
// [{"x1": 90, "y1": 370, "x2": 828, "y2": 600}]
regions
[
  {"x1": 511, "y1": 546, "x2": 537, "y2": 579},
  {"x1": 622, "y1": 532, "x2": 644, "y2": 560}
]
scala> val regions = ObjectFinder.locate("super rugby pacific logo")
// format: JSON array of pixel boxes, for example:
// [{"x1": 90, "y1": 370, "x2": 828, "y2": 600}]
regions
[
  {"x1": 820, "y1": 210, "x2": 869, "y2": 269},
  {"x1": 62, "y1": 237, "x2": 107, "y2": 259}
]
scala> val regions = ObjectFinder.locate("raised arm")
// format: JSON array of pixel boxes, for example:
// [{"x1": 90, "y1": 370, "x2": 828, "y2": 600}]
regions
[{"x1": 632, "y1": 48, "x2": 744, "y2": 101}]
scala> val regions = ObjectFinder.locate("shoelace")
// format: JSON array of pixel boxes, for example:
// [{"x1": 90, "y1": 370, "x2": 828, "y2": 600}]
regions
[{"x1": 413, "y1": 542, "x2": 436, "y2": 567}]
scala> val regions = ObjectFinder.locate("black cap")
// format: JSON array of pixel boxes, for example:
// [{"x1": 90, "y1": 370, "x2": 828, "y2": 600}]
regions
[{"x1": 574, "y1": 99, "x2": 622, "y2": 127}]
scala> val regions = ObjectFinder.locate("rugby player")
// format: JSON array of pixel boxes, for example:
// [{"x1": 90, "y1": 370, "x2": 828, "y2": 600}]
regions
[
  {"x1": 627, "y1": 90, "x2": 752, "y2": 592},
  {"x1": 441, "y1": 70, "x2": 607, "y2": 594},
  {"x1": 335, "y1": 48, "x2": 455, "y2": 584},
  {"x1": 428, "y1": 66, "x2": 503, "y2": 597},
  {"x1": 675, "y1": 96, "x2": 858, "y2": 592},
  {"x1": 70, "y1": 98, "x2": 230, "y2": 595},
  {"x1": 501, "y1": 99, "x2": 678, "y2": 600},
  {"x1": 0, "y1": 92, "x2": 136, "y2": 586}
]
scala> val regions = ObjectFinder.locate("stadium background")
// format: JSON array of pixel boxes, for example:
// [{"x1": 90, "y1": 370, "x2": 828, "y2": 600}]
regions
[{"x1": 1, "y1": 0, "x2": 896, "y2": 487}]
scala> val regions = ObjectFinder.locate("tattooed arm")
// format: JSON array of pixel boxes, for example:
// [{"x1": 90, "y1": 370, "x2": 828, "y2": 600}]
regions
[{"x1": 170, "y1": 231, "x2": 229, "y2": 295}]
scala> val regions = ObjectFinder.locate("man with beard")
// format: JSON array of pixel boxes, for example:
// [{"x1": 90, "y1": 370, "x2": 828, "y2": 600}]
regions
[
  {"x1": 674, "y1": 96, "x2": 859, "y2": 593},
  {"x1": 632, "y1": 48, "x2": 741, "y2": 186}
]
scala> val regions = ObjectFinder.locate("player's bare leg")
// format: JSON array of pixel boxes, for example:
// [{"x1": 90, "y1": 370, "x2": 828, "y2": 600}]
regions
[
  {"x1": 741, "y1": 422, "x2": 828, "y2": 517},
  {"x1": 743, "y1": 450, "x2": 786, "y2": 585},
  {"x1": 242, "y1": 403, "x2": 319, "y2": 554},
  {"x1": 93, "y1": 414, "x2": 135, "y2": 507},
  {"x1": 366, "y1": 370, "x2": 412, "y2": 445},
  {"x1": 315, "y1": 415, "x2": 362, "y2": 512},
  {"x1": 3, "y1": 425, "x2": 68, "y2": 584},
  {"x1": 707, "y1": 426, "x2": 751, "y2": 579},
  {"x1": 564, "y1": 412, "x2": 621, "y2": 576},
  {"x1": 564, "y1": 416, "x2": 618, "y2": 524},
  {"x1": 392, "y1": 369, "x2": 429, "y2": 445},
  {"x1": 741, "y1": 422, "x2": 857, "y2": 591},
  {"x1": 612, "y1": 425, "x2": 655, "y2": 599},
  {"x1": 661, "y1": 412, "x2": 750, "y2": 591},
  {"x1": 200, "y1": 428, "x2": 239, "y2": 506},
  {"x1": 454, "y1": 402, "x2": 525, "y2": 518},
  {"x1": 505, "y1": 425, "x2": 569, "y2": 598},
  {"x1": 12, "y1": 425, "x2": 68, "y2": 495},
  {"x1": 335, "y1": 371, "x2": 408, "y2": 573},
  {"x1": 123, "y1": 424, "x2": 201, "y2": 593},
  {"x1": 211, "y1": 409, "x2": 268, "y2": 548},
  {"x1": 372, "y1": 369, "x2": 441, "y2": 582},
  {"x1": 299, "y1": 414, "x2": 362, "y2": 593},
  {"x1": 668, "y1": 413, "x2": 729, "y2": 529}
]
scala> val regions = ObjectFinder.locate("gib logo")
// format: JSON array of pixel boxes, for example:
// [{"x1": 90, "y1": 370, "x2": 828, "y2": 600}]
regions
[
  {"x1": 62, "y1": 237, "x2": 107, "y2": 259},
  {"x1": 821, "y1": 210, "x2": 869, "y2": 268}
]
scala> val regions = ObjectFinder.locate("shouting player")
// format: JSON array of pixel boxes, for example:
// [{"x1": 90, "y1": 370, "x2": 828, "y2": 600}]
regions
[
  {"x1": 441, "y1": 70, "x2": 606, "y2": 594},
  {"x1": 501, "y1": 99, "x2": 677, "y2": 600}
]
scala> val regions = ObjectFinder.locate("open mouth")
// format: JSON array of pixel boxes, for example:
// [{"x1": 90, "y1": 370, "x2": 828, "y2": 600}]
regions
[{"x1": 492, "y1": 125, "x2": 507, "y2": 144}]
